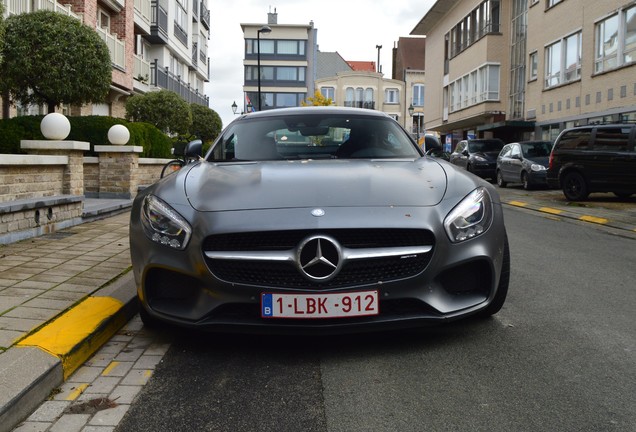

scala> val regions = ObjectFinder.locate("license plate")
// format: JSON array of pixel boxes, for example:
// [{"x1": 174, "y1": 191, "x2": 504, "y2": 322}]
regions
[{"x1": 261, "y1": 291, "x2": 379, "y2": 319}]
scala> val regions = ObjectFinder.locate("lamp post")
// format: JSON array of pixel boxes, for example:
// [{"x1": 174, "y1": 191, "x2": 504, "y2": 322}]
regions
[
  {"x1": 257, "y1": 25, "x2": 272, "y2": 111},
  {"x1": 231, "y1": 101, "x2": 238, "y2": 114},
  {"x1": 408, "y1": 104, "x2": 420, "y2": 146}
]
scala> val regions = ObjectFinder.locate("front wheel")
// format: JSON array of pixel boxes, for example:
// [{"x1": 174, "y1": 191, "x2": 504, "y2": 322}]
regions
[
  {"x1": 475, "y1": 235, "x2": 510, "y2": 318},
  {"x1": 496, "y1": 170, "x2": 507, "y2": 188},
  {"x1": 562, "y1": 171, "x2": 588, "y2": 201},
  {"x1": 161, "y1": 159, "x2": 185, "y2": 178}
]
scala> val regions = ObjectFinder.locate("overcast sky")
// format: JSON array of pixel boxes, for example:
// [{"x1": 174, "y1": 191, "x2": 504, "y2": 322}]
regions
[{"x1": 205, "y1": 0, "x2": 435, "y2": 128}]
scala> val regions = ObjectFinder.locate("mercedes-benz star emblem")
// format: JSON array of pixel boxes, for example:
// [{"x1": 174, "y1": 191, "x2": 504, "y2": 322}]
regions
[{"x1": 297, "y1": 235, "x2": 342, "y2": 281}]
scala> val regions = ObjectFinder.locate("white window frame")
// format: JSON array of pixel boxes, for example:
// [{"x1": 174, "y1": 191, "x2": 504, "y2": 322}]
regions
[
  {"x1": 412, "y1": 84, "x2": 425, "y2": 106},
  {"x1": 595, "y1": 5, "x2": 636, "y2": 73},
  {"x1": 544, "y1": 31, "x2": 581, "y2": 88},
  {"x1": 385, "y1": 88, "x2": 399, "y2": 104}
]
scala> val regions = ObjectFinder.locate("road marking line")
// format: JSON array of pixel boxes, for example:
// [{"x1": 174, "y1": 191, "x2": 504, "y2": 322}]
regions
[
  {"x1": 102, "y1": 361, "x2": 120, "y2": 376},
  {"x1": 508, "y1": 200, "x2": 528, "y2": 207},
  {"x1": 579, "y1": 215, "x2": 609, "y2": 225},
  {"x1": 67, "y1": 383, "x2": 89, "y2": 401},
  {"x1": 539, "y1": 207, "x2": 563, "y2": 215}
]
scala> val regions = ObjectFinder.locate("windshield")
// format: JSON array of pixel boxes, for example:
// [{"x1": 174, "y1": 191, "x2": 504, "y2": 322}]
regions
[
  {"x1": 521, "y1": 141, "x2": 552, "y2": 158},
  {"x1": 207, "y1": 113, "x2": 422, "y2": 161},
  {"x1": 468, "y1": 139, "x2": 505, "y2": 153}
]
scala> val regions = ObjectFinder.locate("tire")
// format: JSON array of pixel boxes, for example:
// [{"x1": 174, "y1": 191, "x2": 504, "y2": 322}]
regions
[
  {"x1": 496, "y1": 170, "x2": 507, "y2": 188},
  {"x1": 614, "y1": 192, "x2": 633, "y2": 199},
  {"x1": 521, "y1": 172, "x2": 531, "y2": 190},
  {"x1": 138, "y1": 301, "x2": 163, "y2": 329},
  {"x1": 161, "y1": 159, "x2": 185, "y2": 178},
  {"x1": 476, "y1": 234, "x2": 510, "y2": 318},
  {"x1": 562, "y1": 171, "x2": 589, "y2": 201}
]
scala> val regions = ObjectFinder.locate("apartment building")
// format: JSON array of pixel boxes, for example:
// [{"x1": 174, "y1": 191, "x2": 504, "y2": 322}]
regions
[
  {"x1": 1, "y1": 0, "x2": 209, "y2": 118},
  {"x1": 411, "y1": 0, "x2": 636, "y2": 147},
  {"x1": 393, "y1": 37, "x2": 426, "y2": 135},
  {"x1": 240, "y1": 10, "x2": 316, "y2": 112},
  {"x1": 315, "y1": 69, "x2": 406, "y2": 123}
]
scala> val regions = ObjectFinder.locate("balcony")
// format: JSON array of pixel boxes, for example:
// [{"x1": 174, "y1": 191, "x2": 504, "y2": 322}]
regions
[
  {"x1": 4, "y1": 0, "x2": 82, "y2": 21},
  {"x1": 192, "y1": 0, "x2": 199, "y2": 21},
  {"x1": 134, "y1": 54, "x2": 151, "y2": 84},
  {"x1": 148, "y1": 0, "x2": 168, "y2": 44},
  {"x1": 191, "y1": 42, "x2": 198, "y2": 69},
  {"x1": 200, "y1": 1, "x2": 210, "y2": 30},
  {"x1": 134, "y1": 0, "x2": 151, "y2": 29},
  {"x1": 96, "y1": 27, "x2": 126, "y2": 70},
  {"x1": 151, "y1": 60, "x2": 209, "y2": 107},
  {"x1": 173, "y1": 22, "x2": 188, "y2": 46}
]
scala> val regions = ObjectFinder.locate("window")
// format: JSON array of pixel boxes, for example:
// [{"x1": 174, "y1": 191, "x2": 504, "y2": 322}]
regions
[
  {"x1": 175, "y1": 0, "x2": 188, "y2": 30},
  {"x1": 321, "y1": 87, "x2": 335, "y2": 102},
  {"x1": 246, "y1": 39, "x2": 305, "y2": 56},
  {"x1": 364, "y1": 88, "x2": 374, "y2": 109},
  {"x1": 545, "y1": 31, "x2": 581, "y2": 88},
  {"x1": 413, "y1": 84, "x2": 425, "y2": 106},
  {"x1": 98, "y1": 8, "x2": 110, "y2": 30},
  {"x1": 595, "y1": 6, "x2": 636, "y2": 73},
  {"x1": 345, "y1": 87, "x2": 355, "y2": 107},
  {"x1": 546, "y1": 0, "x2": 563, "y2": 8},
  {"x1": 385, "y1": 88, "x2": 399, "y2": 104},
  {"x1": 529, "y1": 51, "x2": 538, "y2": 80},
  {"x1": 445, "y1": 0, "x2": 500, "y2": 59},
  {"x1": 594, "y1": 127, "x2": 630, "y2": 151},
  {"x1": 447, "y1": 64, "x2": 500, "y2": 113}
]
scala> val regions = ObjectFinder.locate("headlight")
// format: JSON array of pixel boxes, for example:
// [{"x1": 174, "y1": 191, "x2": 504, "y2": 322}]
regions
[
  {"x1": 531, "y1": 163, "x2": 546, "y2": 172},
  {"x1": 444, "y1": 187, "x2": 493, "y2": 243},
  {"x1": 140, "y1": 195, "x2": 192, "y2": 250},
  {"x1": 473, "y1": 155, "x2": 487, "y2": 162}
]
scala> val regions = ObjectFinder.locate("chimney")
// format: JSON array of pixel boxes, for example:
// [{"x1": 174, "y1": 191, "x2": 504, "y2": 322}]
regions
[{"x1": 268, "y1": 7, "x2": 278, "y2": 25}]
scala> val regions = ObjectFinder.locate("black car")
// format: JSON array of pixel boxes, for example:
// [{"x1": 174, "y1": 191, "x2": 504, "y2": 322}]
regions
[
  {"x1": 546, "y1": 124, "x2": 636, "y2": 200},
  {"x1": 449, "y1": 138, "x2": 506, "y2": 180},
  {"x1": 496, "y1": 141, "x2": 553, "y2": 190}
]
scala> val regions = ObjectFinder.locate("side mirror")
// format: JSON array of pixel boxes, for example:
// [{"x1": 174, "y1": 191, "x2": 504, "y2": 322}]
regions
[{"x1": 185, "y1": 139, "x2": 203, "y2": 158}]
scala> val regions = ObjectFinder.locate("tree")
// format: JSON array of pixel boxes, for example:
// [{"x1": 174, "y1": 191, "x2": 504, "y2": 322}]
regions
[
  {"x1": 190, "y1": 103, "x2": 222, "y2": 143},
  {"x1": 302, "y1": 90, "x2": 334, "y2": 106},
  {"x1": 0, "y1": 10, "x2": 111, "y2": 114},
  {"x1": 125, "y1": 90, "x2": 192, "y2": 135}
]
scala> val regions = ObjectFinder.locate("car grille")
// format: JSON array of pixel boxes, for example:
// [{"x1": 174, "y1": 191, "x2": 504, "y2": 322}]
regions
[{"x1": 202, "y1": 229, "x2": 435, "y2": 289}]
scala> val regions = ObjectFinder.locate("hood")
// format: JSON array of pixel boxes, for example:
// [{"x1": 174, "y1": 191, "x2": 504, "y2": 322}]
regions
[
  {"x1": 526, "y1": 156, "x2": 549, "y2": 167},
  {"x1": 475, "y1": 151, "x2": 500, "y2": 161},
  {"x1": 184, "y1": 159, "x2": 448, "y2": 212}
]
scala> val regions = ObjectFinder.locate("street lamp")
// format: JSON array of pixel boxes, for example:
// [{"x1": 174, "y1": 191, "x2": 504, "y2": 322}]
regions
[
  {"x1": 231, "y1": 101, "x2": 238, "y2": 114},
  {"x1": 257, "y1": 25, "x2": 272, "y2": 111},
  {"x1": 408, "y1": 104, "x2": 420, "y2": 146}
]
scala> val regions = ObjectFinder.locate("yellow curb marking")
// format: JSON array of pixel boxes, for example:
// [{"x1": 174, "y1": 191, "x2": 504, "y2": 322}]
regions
[
  {"x1": 539, "y1": 207, "x2": 563, "y2": 215},
  {"x1": 67, "y1": 383, "x2": 89, "y2": 401},
  {"x1": 18, "y1": 297, "x2": 124, "y2": 379},
  {"x1": 508, "y1": 200, "x2": 528, "y2": 207},
  {"x1": 579, "y1": 215, "x2": 609, "y2": 225},
  {"x1": 102, "y1": 361, "x2": 120, "y2": 376}
]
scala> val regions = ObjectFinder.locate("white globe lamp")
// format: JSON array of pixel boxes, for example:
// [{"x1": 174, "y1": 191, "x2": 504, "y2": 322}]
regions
[
  {"x1": 40, "y1": 113, "x2": 71, "y2": 140},
  {"x1": 108, "y1": 124, "x2": 130, "y2": 145}
]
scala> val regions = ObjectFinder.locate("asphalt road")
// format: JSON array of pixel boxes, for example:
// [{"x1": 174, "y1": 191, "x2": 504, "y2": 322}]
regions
[{"x1": 115, "y1": 207, "x2": 636, "y2": 432}]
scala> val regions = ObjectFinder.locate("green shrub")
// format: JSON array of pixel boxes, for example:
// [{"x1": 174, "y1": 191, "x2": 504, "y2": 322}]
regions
[{"x1": 0, "y1": 115, "x2": 173, "y2": 158}]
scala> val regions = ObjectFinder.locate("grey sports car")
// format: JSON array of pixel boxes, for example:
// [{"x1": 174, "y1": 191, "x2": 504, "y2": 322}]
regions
[{"x1": 130, "y1": 107, "x2": 510, "y2": 333}]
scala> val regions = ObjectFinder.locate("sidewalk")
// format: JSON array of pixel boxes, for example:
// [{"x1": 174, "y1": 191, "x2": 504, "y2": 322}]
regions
[{"x1": 1, "y1": 189, "x2": 635, "y2": 432}]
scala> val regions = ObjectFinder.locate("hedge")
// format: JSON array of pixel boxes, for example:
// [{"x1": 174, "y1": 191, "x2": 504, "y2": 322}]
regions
[{"x1": 0, "y1": 115, "x2": 173, "y2": 158}]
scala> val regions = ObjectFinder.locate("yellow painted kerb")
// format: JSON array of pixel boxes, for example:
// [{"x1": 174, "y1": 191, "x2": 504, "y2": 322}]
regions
[{"x1": 18, "y1": 297, "x2": 123, "y2": 379}]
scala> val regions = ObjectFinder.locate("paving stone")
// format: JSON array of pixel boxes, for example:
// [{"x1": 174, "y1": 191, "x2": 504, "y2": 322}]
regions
[
  {"x1": 109, "y1": 385, "x2": 142, "y2": 405},
  {"x1": 50, "y1": 414, "x2": 91, "y2": 432},
  {"x1": 27, "y1": 401, "x2": 71, "y2": 422},
  {"x1": 0, "y1": 316, "x2": 43, "y2": 332},
  {"x1": 88, "y1": 405, "x2": 130, "y2": 427},
  {"x1": 68, "y1": 366, "x2": 102, "y2": 383}
]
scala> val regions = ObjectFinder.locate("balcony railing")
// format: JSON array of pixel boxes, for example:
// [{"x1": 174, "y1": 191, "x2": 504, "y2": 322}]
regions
[
  {"x1": 134, "y1": 55, "x2": 151, "y2": 83},
  {"x1": 134, "y1": 0, "x2": 151, "y2": 24},
  {"x1": 173, "y1": 22, "x2": 188, "y2": 46},
  {"x1": 200, "y1": 1, "x2": 210, "y2": 29},
  {"x1": 191, "y1": 42, "x2": 198, "y2": 69},
  {"x1": 96, "y1": 27, "x2": 126, "y2": 70},
  {"x1": 4, "y1": 0, "x2": 82, "y2": 21},
  {"x1": 192, "y1": 0, "x2": 199, "y2": 20},
  {"x1": 151, "y1": 60, "x2": 209, "y2": 107},
  {"x1": 149, "y1": 0, "x2": 169, "y2": 43}
]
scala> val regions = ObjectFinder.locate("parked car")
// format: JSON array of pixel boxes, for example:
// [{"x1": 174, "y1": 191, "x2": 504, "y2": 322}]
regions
[
  {"x1": 423, "y1": 135, "x2": 450, "y2": 160},
  {"x1": 129, "y1": 107, "x2": 510, "y2": 333},
  {"x1": 449, "y1": 138, "x2": 506, "y2": 180},
  {"x1": 547, "y1": 124, "x2": 636, "y2": 200},
  {"x1": 496, "y1": 141, "x2": 553, "y2": 190}
]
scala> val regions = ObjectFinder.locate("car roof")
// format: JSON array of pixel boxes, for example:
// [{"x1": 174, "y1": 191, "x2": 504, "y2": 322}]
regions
[{"x1": 235, "y1": 106, "x2": 393, "y2": 120}]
